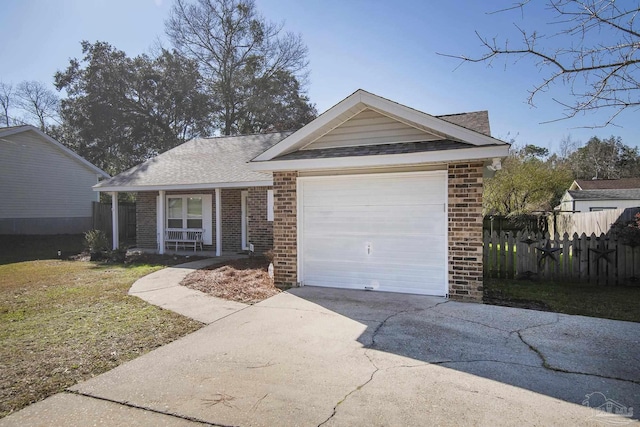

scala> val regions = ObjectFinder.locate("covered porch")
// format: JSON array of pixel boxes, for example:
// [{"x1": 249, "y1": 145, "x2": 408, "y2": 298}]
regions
[
  {"x1": 101, "y1": 185, "x2": 273, "y2": 256},
  {"x1": 91, "y1": 132, "x2": 283, "y2": 256}
]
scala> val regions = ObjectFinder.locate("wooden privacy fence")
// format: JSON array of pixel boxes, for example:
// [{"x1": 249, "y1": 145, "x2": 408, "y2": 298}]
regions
[
  {"x1": 548, "y1": 207, "x2": 640, "y2": 236},
  {"x1": 484, "y1": 231, "x2": 640, "y2": 285},
  {"x1": 92, "y1": 202, "x2": 136, "y2": 241}
]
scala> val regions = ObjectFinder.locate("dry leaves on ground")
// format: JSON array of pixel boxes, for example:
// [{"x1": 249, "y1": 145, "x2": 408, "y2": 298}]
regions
[{"x1": 180, "y1": 257, "x2": 280, "y2": 304}]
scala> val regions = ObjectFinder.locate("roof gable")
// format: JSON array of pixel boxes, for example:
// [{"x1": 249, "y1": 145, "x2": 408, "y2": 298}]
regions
[
  {"x1": 303, "y1": 108, "x2": 443, "y2": 150},
  {"x1": 253, "y1": 89, "x2": 507, "y2": 162},
  {"x1": 0, "y1": 125, "x2": 109, "y2": 178}
]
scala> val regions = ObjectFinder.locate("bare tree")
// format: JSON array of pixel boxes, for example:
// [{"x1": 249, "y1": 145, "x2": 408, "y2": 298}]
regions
[
  {"x1": 441, "y1": 0, "x2": 640, "y2": 126},
  {"x1": 166, "y1": 0, "x2": 313, "y2": 135},
  {"x1": 16, "y1": 81, "x2": 59, "y2": 130},
  {"x1": 0, "y1": 81, "x2": 13, "y2": 127}
]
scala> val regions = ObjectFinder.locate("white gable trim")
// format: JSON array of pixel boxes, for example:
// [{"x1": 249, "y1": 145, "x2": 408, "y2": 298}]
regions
[
  {"x1": 253, "y1": 90, "x2": 507, "y2": 162},
  {"x1": 93, "y1": 180, "x2": 273, "y2": 193},
  {"x1": 251, "y1": 145, "x2": 510, "y2": 172},
  {"x1": 0, "y1": 125, "x2": 110, "y2": 178}
]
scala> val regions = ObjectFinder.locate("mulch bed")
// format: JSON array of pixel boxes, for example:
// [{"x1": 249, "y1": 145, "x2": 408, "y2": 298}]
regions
[
  {"x1": 68, "y1": 250, "x2": 207, "y2": 266},
  {"x1": 180, "y1": 257, "x2": 280, "y2": 304}
]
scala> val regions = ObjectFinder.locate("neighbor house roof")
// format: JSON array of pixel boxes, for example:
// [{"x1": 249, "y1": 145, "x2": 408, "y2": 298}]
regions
[
  {"x1": 572, "y1": 178, "x2": 640, "y2": 190},
  {"x1": 94, "y1": 132, "x2": 289, "y2": 192},
  {"x1": 567, "y1": 189, "x2": 640, "y2": 201},
  {"x1": 0, "y1": 125, "x2": 110, "y2": 178}
]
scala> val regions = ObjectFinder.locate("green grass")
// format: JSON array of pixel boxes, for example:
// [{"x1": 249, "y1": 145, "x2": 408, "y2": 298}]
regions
[
  {"x1": 0, "y1": 259, "x2": 203, "y2": 418},
  {"x1": 484, "y1": 279, "x2": 640, "y2": 322}
]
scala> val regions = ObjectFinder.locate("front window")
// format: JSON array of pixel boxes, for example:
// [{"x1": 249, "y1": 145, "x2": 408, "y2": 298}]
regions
[
  {"x1": 187, "y1": 197, "x2": 203, "y2": 228},
  {"x1": 167, "y1": 196, "x2": 203, "y2": 229}
]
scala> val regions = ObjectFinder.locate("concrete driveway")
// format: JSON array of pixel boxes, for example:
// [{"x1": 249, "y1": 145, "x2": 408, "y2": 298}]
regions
[{"x1": 3, "y1": 287, "x2": 639, "y2": 426}]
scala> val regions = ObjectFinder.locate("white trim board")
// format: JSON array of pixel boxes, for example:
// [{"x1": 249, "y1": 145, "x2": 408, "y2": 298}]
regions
[
  {"x1": 94, "y1": 180, "x2": 273, "y2": 192},
  {"x1": 252, "y1": 145, "x2": 509, "y2": 172}
]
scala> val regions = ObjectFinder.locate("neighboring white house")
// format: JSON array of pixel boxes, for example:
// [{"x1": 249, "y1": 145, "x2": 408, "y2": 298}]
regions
[
  {"x1": 0, "y1": 125, "x2": 110, "y2": 234},
  {"x1": 558, "y1": 178, "x2": 640, "y2": 212}
]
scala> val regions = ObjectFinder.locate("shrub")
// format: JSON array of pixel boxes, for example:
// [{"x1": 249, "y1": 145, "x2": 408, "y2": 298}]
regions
[
  {"x1": 611, "y1": 213, "x2": 640, "y2": 247},
  {"x1": 84, "y1": 230, "x2": 109, "y2": 253}
]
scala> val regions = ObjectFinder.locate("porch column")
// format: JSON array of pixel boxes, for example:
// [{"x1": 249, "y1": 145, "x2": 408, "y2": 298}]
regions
[
  {"x1": 111, "y1": 192, "x2": 119, "y2": 250},
  {"x1": 158, "y1": 190, "x2": 165, "y2": 254},
  {"x1": 215, "y1": 188, "x2": 221, "y2": 257}
]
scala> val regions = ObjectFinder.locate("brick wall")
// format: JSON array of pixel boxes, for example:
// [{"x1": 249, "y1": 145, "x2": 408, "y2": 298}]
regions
[
  {"x1": 247, "y1": 187, "x2": 273, "y2": 254},
  {"x1": 221, "y1": 189, "x2": 242, "y2": 252},
  {"x1": 272, "y1": 171, "x2": 298, "y2": 288},
  {"x1": 136, "y1": 191, "x2": 158, "y2": 249},
  {"x1": 448, "y1": 162, "x2": 484, "y2": 301}
]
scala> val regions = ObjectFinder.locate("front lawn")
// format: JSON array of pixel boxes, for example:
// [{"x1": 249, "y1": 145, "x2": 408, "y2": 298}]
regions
[
  {"x1": 0, "y1": 258, "x2": 203, "y2": 418},
  {"x1": 484, "y1": 279, "x2": 640, "y2": 322}
]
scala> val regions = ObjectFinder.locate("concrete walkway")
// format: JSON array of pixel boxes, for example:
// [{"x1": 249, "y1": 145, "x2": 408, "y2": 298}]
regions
[
  {"x1": 128, "y1": 256, "x2": 248, "y2": 324},
  {"x1": 2, "y1": 261, "x2": 639, "y2": 426}
]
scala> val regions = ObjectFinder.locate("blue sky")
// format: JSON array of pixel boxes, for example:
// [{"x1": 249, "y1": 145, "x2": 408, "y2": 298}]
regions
[{"x1": 1, "y1": 0, "x2": 638, "y2": 151}]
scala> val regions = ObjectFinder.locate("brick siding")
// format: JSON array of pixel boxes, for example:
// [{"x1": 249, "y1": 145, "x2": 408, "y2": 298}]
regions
[
  {"x1": 136, "y1": 191, "x2": 158, "y2": 249},
  {"x1": 447, "y1": 162, "x2": 484, "y2": 301},
  {"x1": 247, "y1": 187, "x2": 273, "y2": 254},
  {"x1": 221, "y1": 189, "x2": 242, "y2": 252},
  {"x1": 272, "y1": 171, "x2": 298, "y2": 288}
]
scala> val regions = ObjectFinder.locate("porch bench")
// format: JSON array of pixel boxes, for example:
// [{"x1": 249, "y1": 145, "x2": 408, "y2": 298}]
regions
[{"x1": 164, "y1": 228, "x2": 204, "y2": 252}]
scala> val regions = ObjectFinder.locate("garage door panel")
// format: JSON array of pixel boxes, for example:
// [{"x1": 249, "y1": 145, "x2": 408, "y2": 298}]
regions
[
  {"x1": 300, "y1": 172, "x2": 447, "y2": 296},
  {"x1": 302, "y1": 177, "x2": 445, "y2": 207},
  {"x1": 303, "y1": 236, "x2": 447, "y2": 265},
  {"x1": 304, "y1": 262, "x2": 446, "y2": 296},
  {"x1": 304, "y1": 206, "x2": 446, "y2": 236},
  {"x1": 304, "y1": 262, "x2": 446, "y2": 285}
]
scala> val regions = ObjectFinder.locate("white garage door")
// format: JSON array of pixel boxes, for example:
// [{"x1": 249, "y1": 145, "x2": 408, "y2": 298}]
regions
[{"x1": 299, "y1": 171, "x2": 447, "y2": 296}]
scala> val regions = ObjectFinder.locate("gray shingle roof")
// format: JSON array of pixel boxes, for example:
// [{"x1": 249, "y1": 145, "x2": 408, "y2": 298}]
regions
[
  {"x1": 437, "y1": 111, "x2": 491, "y2": 136},
  {"x1": 274, "y1": 140, "x2": 483, "y2": 160},
  {"x1": 575, "y1": 178, "x2": 640, "y2": 190},
  {"x1": 95, "y1": 132, "x2": 289, "y2": 189},
  {"x1": 568, "y1": 189, "x2": 640, "y2": 200}
]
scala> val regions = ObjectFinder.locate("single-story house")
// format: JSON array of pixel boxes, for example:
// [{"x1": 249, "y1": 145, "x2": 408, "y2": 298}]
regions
[
  {"x1": 96, "y1": 90, "x2": 510, "y2": 301},
  {"x1": 558, "y1": 178, "x2": 640, "y2": 212},
  {"x1": 0, "y1": 125, "x2": 110, "y2": 234}
]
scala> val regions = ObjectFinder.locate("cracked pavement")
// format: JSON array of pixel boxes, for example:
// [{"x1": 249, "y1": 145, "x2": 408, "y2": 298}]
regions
[{"x1": 3, "y1": 287, "x2": 639, "y2": 426}]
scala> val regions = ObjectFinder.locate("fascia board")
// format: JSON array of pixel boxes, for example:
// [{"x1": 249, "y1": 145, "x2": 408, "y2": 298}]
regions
[
  {"x1": 250, "y1": 145, "x2": 510, "y2": 172},
  {"x1": 93, "y1": 180, "x2": 273, "y2": 192}
]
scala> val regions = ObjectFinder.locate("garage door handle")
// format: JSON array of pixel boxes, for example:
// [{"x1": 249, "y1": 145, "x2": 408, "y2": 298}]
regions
[{"x1": 366, "y1": 242, "x2": 372, "y2": 255}]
